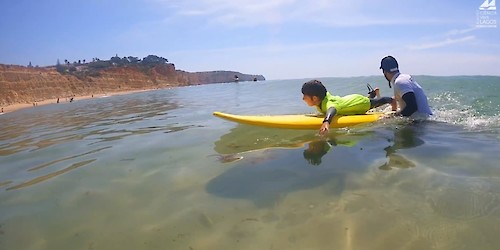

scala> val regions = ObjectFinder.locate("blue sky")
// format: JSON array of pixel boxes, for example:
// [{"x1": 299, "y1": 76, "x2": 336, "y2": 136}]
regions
[{"x1": 0, "y1": 0, "x2": 499, "y2": 79}]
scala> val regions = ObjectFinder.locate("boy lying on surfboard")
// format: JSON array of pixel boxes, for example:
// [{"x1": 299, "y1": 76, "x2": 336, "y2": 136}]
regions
[{"x1": 301, "y1": 79, "x2": 396, "y2": 135}]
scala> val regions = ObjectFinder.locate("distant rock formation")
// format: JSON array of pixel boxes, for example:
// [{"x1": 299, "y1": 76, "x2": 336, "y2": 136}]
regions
[
  {"x1": 0, "y1": 63, "x2": 265, "y2": 106},
  {"x1": 176, "y1": 70, "x2": 264, "y2": 85}
]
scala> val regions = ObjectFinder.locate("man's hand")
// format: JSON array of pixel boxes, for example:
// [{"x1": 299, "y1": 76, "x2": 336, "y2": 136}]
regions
[
  {"x1": 383, "y1": 110, "x2": 397, "y2": 118},
  {"x1": 319, "y1": 121, "x2": 330, "y2": 136}
]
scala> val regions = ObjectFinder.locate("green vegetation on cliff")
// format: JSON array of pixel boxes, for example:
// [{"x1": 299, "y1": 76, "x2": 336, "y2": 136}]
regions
[{"x1": 56, "y1": 55, "x2": 170, "y2": 79}]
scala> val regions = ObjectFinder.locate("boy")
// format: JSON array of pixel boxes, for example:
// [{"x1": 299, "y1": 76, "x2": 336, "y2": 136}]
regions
[{"x1": 302, "y1": 79, "x2": 396, "y2": 135}]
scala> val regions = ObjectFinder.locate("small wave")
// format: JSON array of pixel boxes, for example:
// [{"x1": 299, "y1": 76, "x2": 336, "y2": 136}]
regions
[
  {"x1": 430, "y1": 92, "x2": 500, "y2": 132},
  {"x1": 431, "y1": 108, "x2": 500, "y2": 132}
]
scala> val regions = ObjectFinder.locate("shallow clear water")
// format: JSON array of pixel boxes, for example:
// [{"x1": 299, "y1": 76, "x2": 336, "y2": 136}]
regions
[{"x1": 1, "y1": 76, "x2": 500, "y2": 249}]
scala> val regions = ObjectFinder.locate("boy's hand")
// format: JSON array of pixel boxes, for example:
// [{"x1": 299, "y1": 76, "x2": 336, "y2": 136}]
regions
[{"x1": 319, "y1": 122, "x2": 330, "y2": 136}]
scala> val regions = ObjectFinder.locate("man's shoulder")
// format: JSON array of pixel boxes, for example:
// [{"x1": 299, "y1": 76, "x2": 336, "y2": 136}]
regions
[{"x1": 395, "y1": 73, "x2": 412, "y2": 83}]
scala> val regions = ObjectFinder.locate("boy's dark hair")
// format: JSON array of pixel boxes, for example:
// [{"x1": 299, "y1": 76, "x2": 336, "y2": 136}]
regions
[
  {"x1": 303, "y1": 140, "x2": 334, "y2": 166},
  {"x1": 301, "y1": 80, "x2": 327, "y2": 100}
]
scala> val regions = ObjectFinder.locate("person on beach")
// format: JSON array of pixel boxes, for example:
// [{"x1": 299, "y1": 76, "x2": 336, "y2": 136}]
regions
[
  {"x1": 379, "y1": 56, "x2": 432, "y2": 118},
  {"x1": 302, "y1": 79, "x2": 396, "y2": 135}
]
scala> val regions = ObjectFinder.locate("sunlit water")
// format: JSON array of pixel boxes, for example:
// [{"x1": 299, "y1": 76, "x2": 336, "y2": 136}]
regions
[{"x1": 1, "y1": 76, "x2": 500, "y2": 249}]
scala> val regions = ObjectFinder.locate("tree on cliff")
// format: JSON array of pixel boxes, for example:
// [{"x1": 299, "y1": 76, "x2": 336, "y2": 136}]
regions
[
  {"x1": 110, "y1": 55, "x2": 123, "y2": 66},
  {"x1": 141, "y1": 55, "x2": 168, "y2": 66},
  {"x1": 127, "y1": 56, "x2": 140, "y2": 64}
]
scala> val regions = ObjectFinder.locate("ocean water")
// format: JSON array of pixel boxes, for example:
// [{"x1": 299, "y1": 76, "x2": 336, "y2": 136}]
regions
[{"x1": 1, "y1": 75, "x2": 500, "y2": 250}]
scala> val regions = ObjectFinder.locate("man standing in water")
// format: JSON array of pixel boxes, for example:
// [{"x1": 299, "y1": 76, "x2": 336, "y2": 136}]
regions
[{"x1": 380, "y1": 56, "x2": 432, "y2": 118}]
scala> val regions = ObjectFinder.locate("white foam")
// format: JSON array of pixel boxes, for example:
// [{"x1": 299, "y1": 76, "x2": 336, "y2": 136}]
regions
[{"x1": 430, "y1": 92, "x2": 500, "y2": 132}]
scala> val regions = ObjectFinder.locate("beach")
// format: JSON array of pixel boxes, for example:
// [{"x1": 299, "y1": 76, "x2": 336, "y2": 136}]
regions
[{"x1": 1, "y1": 89, "x2": 156, "y2": 114}]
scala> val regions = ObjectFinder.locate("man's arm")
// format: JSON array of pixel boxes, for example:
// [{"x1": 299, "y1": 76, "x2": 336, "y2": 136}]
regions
[{"x1": 397, "y1": 92, "x2": 418, "y2": 116}]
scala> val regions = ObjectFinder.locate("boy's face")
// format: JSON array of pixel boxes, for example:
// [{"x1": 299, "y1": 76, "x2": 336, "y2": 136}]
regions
[{"x1": 302, "y1": 95, "x2": 320, "y2": 106}]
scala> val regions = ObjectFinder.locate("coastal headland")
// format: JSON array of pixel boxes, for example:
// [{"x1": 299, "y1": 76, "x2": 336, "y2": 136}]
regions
[{"x1": 0, "y1": 55, "x2": 265, "y2": 113}]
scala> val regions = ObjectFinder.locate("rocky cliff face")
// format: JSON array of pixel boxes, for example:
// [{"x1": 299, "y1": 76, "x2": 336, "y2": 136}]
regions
[{"x1": 0, "y1": 64, "x2": 265, "y2": 106}]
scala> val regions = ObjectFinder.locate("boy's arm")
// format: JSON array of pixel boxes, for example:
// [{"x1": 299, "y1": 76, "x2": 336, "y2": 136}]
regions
[
  {"x1": 320, "y1": 107, "x2": 337, "y2": 135},
  {"x1": 323, "y1": 107, "x2": 337, "y2": 124}
]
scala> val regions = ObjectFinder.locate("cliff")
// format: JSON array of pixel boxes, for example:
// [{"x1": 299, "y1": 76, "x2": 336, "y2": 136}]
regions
[{"x1": 0, "y1": 63, "x2": 265, "y2": 106}]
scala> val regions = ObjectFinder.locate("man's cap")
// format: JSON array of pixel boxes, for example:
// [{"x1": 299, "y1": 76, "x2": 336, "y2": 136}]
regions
[{"x1": 380, "y1": 56, "x2": 399, "y2": 72}]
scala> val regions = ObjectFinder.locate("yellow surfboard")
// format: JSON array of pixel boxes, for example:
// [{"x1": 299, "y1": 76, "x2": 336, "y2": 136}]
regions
[{"x1": 213, "y1": 111, "x2": 385, "y2": 129}]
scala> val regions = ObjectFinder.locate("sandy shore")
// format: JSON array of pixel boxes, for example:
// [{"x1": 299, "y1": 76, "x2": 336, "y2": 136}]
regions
[{"x1": 0, "y1": 89, "x2": 154, "y2": 114}]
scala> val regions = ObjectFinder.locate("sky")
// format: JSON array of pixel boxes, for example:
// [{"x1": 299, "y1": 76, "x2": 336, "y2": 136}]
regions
[{"x1": 0, "y1": 0, "x2": 499, "y2": 79}]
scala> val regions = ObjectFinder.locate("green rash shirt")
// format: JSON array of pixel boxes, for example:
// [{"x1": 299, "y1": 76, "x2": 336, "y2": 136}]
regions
[{"x1": 316, "y1": 92, "x2": 371, "y2": 115}]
